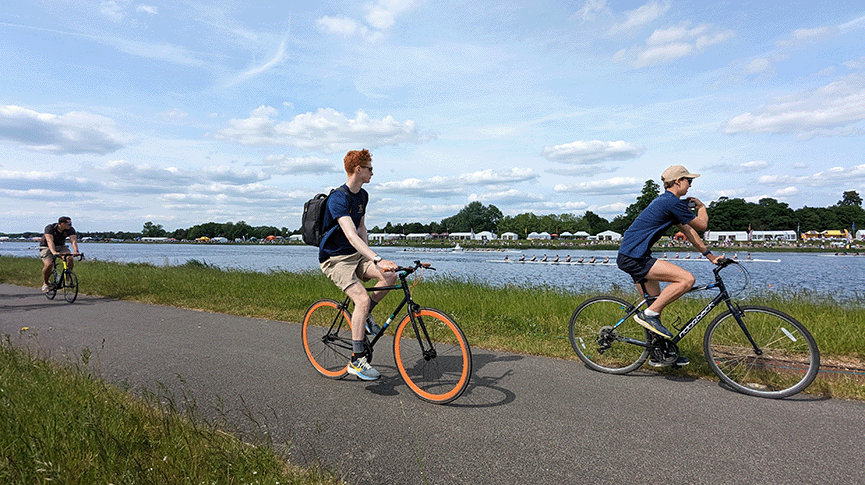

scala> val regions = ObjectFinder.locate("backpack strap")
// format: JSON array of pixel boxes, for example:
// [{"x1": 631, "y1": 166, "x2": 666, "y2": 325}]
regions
[{"x1": 320, "y1": 185, "x2": 351, "y2": 245}]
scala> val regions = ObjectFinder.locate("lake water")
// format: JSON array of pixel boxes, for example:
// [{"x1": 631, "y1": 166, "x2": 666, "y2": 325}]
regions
[{"x1": 2, "y1": 241, "x2": 863, "y2": 302}]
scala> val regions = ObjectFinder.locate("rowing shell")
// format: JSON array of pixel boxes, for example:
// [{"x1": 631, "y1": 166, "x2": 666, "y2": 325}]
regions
[
  {"x1": 488, "y1": 259, "x2": 615, "y2": 266},
  {"x1": 664, "y1": 258, "x2": 781, "y2": 263}
]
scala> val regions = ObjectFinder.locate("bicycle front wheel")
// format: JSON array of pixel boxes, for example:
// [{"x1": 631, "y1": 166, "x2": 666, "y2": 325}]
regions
[
  {"x1": 704, "y1": 305, "x2": 819, "y2": 398},
  {"x1": 569, "y1": 296, "x2": 650, "y2": 374},
  {"x1": 62, "y1": 271, "x2": 78, "y2": 303},
  {"x1": 302, "y1": 299, "x2": 352, "y2": 379},
  {"x1": 393, "y1": 307, "x2": 471, "y2": 404},
  {"x1": 45, "y1": 270, "x2": 58, "y2": 300}
]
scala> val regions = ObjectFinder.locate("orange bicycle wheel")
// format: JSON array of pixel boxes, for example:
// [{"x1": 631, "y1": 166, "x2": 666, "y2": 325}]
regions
[{"x1": 393, "y1": 307, "x2": 471, "y2": 404}]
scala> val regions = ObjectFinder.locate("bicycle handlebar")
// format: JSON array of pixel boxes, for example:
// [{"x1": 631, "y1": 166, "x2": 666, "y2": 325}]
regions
[
  {"x1": 713, "y1": 257, "x2": 738, "y2": 274},
  {"x1": 57, "y1": 253, "x2": 85, "y2": 261},
  {"x1": 385, "y1": 260, "x2": 435, "y2": 274}
]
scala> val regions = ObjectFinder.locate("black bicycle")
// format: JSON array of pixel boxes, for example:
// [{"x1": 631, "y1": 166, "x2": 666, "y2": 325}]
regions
[
  {"x1": 302, "y1": 260, "x2": 472, "y2": 404},
  {"x1": 46, "y1": 253, "x2": 84, "y2": 303},
  {"x1": 569, "y1": 258, "x2": 820, "y2": 398}
]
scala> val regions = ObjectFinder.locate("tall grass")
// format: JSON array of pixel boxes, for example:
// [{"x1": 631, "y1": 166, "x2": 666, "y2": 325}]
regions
[
  {"x1": 2, "y1": 255, "x2": 863, "y2": 398},
  {"x1": 0, "y1": 336, "x2": 340, "y2": 484}
]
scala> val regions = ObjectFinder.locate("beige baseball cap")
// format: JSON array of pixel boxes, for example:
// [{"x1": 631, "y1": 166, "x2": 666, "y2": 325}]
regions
[{"x1": 661, "y1": 165, "x2": 700, "y2": 183}]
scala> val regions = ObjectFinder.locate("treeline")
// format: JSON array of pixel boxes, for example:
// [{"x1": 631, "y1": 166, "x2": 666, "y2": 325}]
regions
[
  {"x1": 370, "y1": 187, "x2": 865, "y2": 236},
  {"x1": 4, "y1": 188, "x2": 862, "y2": 241}
]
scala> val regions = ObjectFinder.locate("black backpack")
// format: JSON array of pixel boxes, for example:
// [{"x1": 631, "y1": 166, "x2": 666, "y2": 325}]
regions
[{"x1": 301, "y1": 186, "x2": 348, "y2": 246}]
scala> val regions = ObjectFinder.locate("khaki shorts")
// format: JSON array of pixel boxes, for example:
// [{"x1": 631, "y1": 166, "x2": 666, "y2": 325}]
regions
[
  {"x1": 319, "y1": 253, "x2": 376, "y2": 292},
  {"x1": 40, "y1": 245, "x2": 70, "y2": 261}
]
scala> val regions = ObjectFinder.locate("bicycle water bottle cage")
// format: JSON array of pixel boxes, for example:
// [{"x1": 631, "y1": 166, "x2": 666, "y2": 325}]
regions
[{"x1": 669, "y1": 316, "x2": 683, "y2": 332}]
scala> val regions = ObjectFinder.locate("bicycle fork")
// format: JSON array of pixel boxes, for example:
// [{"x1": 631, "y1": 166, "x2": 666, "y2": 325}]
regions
[{"x1": 724, "y1": 300, "x2": 763, "y2": 356}]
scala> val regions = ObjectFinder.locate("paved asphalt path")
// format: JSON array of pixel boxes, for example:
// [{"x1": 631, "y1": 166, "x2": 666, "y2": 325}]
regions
[{"x1": 2, "y1": 283, "x2": 863, "y2": 484}]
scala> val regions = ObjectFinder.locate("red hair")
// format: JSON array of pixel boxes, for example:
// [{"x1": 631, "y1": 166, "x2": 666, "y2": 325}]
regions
[{"x1": 344, "y1": 149, "x2": 371, "y2": 174}]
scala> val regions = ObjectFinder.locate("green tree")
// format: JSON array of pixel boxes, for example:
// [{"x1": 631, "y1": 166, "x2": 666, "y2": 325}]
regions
[
  {"x1": 708, "y1": 197, "x2": 751, "y2": 231},
  {"x1": 838, "y1": 190, "x2": 862, "y2": 207},
  {"x1": 440, "y1": 202, "x2": 502, "y2": 232},
  {"x1": 581, "y1": 211, "x2": 609, "y2": 235},
  {"x1": 751, "y1": 198, "x2": 795, "y2": 230},
  {"x1": 142, "y1": 221, "x2": 166, "y2": 238}
]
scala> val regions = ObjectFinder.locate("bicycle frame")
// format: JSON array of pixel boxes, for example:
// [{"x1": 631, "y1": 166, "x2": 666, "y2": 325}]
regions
[
  {"x1": 326, "y1": 263, "x2": 436, "y2": 359},
  {"x1": 613, "y1": 260, "x2": 761, "y2": 353},
  {"x1": 51, "y1": 254, "x2": 80, "y2": 286}
]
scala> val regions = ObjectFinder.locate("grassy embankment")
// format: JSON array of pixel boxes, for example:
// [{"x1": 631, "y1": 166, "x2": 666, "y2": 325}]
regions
[
  {"x1": 0, "y1": 337, "x2": 339, "y2": 484},
  {"x1": 2, "y1": 254, "x2": 864, "y2": 394},
  {"x1": 1, "y1": 254, "x2": 864, "y2": 480}
]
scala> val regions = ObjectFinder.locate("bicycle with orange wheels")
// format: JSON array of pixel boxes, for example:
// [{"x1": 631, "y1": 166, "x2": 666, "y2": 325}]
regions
[{"x1": 302, "y1": 260, "x2": 472, "y2": 404}]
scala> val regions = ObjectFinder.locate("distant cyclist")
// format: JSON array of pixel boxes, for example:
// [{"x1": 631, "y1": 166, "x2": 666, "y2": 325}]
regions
[
  {"x1": 616, "y1": 166, "x2": 720, "y2": 366},
  {"x1": 319, "y1": 149, "x2": 398, "y2": 381},
  {"x1": 40, "y1": 216, "x2": 81, "y2": 292}
]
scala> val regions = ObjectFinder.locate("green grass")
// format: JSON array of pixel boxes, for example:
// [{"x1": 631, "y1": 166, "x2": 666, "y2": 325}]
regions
[
  {"x1": 3, "y1": 255, "x2": 864, "y2": 388},
  {"x1": 1, "y1": 253, "x2": 864, "y2": 479},
  {"x1": 0, "y1": 336, "x2": 340, "y2": 484}
]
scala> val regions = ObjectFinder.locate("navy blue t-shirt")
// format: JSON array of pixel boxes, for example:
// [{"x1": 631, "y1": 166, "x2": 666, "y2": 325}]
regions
[
  {"x1": 618, "y1": 191, "x2": 696, "y2": 259},
  {"x1": 318, "y1": 184, "x2": 368, "y2": 263}
]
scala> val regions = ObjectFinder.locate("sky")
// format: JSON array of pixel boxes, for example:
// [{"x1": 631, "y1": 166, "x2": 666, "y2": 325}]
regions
[{"x1": 1, "y1": 1, "x2": 864, "y2": 234}]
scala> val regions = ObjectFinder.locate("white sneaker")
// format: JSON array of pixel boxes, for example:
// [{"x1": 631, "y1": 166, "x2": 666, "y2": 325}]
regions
[
  {"x1": 347, "y1": 356, "x2": 381, "y2": 380},
  {"x1": 41, "y1": 284, "x2": 49, "y2": 293}
]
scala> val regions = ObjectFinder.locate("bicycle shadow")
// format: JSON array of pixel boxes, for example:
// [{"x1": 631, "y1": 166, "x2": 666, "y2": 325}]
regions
[
  {"x1": 361, "y1": 351, "x2": 520, "y2": 408},
  {"x1": 0, "y1": 292, "x2": 114, "y2": 312}
]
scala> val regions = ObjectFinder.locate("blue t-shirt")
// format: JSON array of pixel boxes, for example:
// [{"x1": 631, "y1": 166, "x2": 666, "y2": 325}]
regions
[
  {"x1": 318, "y1": 184, "x2": 368, "y2": 263},
  {"x1": 618, "y1": 191, "x2": 696, "y2": 259}
]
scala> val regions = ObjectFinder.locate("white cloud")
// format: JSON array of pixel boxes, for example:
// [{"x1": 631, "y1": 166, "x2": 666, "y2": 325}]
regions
[
  {"x1": 774, "y1": 186, "x2": 799, "y2": 197},
  {"x1": 215, "y1": 106, "x2": 435, "y2": 153},
  {"x1": 100, "y1": 1, "x2": 125, "y2": 22},
  {"x1": 0, "y1": 105, "x2": 127, "y2": 155},
  {"x1": 554, "y1": 177, "x2": 641, "y2": 195},
  {"x1": 458, "y1": 168, "x2": 537, "y2": 185},
  {"x1": 260, "y1": 154, "x2": 342, "y2": 175},
  {"x1": 364, "y1": 0, "x2": 418, "y2": 30},
  {"x1": 574, "y1": 0, "x2": 609, "y2": 22},
  {"x1": 723, "y1": 73, "x2": 865, "y2": 136},
  {"x1": 468, "y1": 189, "x2": 544, "y2": 203},
  {"x1": 758, "y1": 164, "x2": 865, "y2": 186},
  {"x1": 317, "y1": 0, "x2": 418, "y2": 42},
  {"x1": 609, "y1": 0, "x2": 670, "y2": 34},
  {"x1": 317, "y1": 16, "x2": 364, "y2": 37},
  {"x1": 0, "y1": 170, "x2": 97, "y2": 193},
  {"x1": 374, "y1": 168, "x2": 534, "y2": 198},
  {"x1": 614, "y1": 23, "x2": 734, "y2": 68},
  {"x1": 157, "y1": 109, "x2": 189, "y2": 121},
  {"x1": 375, "y1": 177, "x2": 464, "y2": 198},
  {"x1": 542, "y1": 140, "x2": 645, "y2": 164},
  {"x1": 136, "y1": 5, "x2": 157, "y2": 15},
  {"x1": 745, "y1": 57, "x2": 772, "y2": 75},
  {"x1": 227, "y1": 33, "x2": 290, "y2": 86},
  {"x1": 702, "y1": 160, "x2": 770, "y2": 173},
  {"x1": 843, "y1": 56, "x2": 865, "y2": 70}
]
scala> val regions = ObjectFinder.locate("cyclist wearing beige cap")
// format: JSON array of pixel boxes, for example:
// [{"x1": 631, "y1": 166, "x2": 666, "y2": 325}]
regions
[{"x1": 616, "y1": 165, "x2": 720, "y2": 366}]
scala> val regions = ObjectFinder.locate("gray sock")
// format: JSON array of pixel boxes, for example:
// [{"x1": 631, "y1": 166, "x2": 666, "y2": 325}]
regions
[{"x1": 352, "y1": 340, "x2": 365, "y2": 354}]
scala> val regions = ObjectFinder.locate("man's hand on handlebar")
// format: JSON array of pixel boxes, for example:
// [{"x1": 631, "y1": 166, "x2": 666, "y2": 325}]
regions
[{"x1": 377, "y1": 259, "x2": 398, "y2": 272}]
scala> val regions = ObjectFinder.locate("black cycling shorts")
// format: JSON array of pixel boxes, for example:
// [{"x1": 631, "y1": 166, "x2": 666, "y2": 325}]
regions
[{"x1": 616, "y1": 253, "x2": 657, "y2": 283}]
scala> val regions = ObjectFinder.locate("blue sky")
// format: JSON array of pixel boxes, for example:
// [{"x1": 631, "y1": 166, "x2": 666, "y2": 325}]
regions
[{"x1": 1, "y1": 1, "x2": 864, "y2": 233}]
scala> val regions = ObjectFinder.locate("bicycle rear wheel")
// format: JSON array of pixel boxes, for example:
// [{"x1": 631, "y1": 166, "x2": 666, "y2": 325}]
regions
[
  {"x1": 704, "y1": 305, "x2": 819, "y2": 398},
  {"x1": 62, "y1": 271, "x2": 78, "y2": 303},
  {"x1": 302, "y1": 299, "x2": 352, "y2": 379},
  {"x1": 393, "y1": 307, "x2": 471, "y2": 404},
  {"x1": 569, "y1": 296, "x2": 650, "y2": 374}
]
